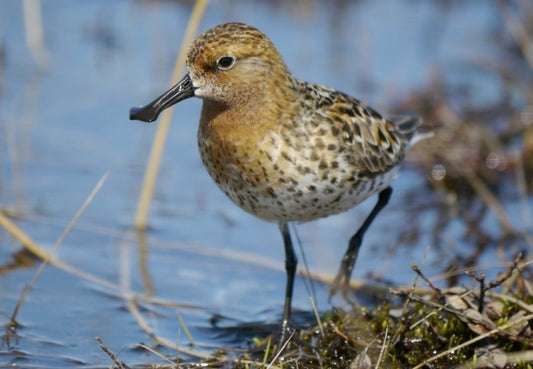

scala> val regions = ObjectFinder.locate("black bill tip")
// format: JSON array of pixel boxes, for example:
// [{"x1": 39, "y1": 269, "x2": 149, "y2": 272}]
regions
[
  {"x1": 129, "y1": 74, "x2": 195, "y2": 123},
  {"x1": 129, "y1": 106, "x2": 159, "y2": 122}
]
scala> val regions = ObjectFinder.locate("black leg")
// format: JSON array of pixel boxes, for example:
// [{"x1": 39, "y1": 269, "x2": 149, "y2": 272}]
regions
[
  {"x1": 330, "y1": 187, "x2": 393, "y2": 298},
  {"x1": 279, "y1": 222, "x2": 297, "y2": 339}
]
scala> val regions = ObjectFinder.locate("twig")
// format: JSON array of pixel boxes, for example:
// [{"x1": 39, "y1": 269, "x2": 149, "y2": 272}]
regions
[
  {"x1": 389, "y1": 247, "x2": 431, "y2": 346},
  {"x1": 411, "y1": 263, "x2": 444, "y2": 300},
  {"x1": 486, "y1": 252, "x2": 523, "y2": 290},
  {"x1": 414, "y1": 260, "x2": 528, "y2": 286},
  {"x1": 467, "y1": 252, "x2": 524, "y2": 303},
  {"x1": 391, "y1": 289, "x2": 489, "y2": 328},
  {"x1": 329, "y1": 321, "x2": 360, "y2": 347},
  {"x1": 465, "y1": 271, "x2": 486, "y2": 313},
  {"x1": 96, "y1": 336, "x2": 131, "y2": 369}
]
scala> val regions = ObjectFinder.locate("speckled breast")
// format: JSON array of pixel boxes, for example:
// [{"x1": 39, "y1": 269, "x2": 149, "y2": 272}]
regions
[{"x1": 197, "y1": 126, "x2": 400, "y2": 224}]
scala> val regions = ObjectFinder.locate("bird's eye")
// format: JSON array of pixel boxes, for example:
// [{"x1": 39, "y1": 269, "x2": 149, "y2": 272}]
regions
[{"x1": 216, "y1": 56, "x2": 236, "y2": 70}]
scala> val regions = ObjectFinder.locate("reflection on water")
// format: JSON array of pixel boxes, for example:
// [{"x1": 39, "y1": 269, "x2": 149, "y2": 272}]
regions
[{"x1": 0, "y1": 0, "x2": 531, "y2": 367}]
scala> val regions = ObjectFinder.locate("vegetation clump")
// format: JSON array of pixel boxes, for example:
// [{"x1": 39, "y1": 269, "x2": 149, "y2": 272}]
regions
[{"x1": 145, "y1": 255, "x2": 531, "y2": 369}]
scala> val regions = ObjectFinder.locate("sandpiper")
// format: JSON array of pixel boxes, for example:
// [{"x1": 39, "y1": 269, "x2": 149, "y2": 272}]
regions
[{"x1": 130, "y1": 22, "x2": 425, "y2": 337}]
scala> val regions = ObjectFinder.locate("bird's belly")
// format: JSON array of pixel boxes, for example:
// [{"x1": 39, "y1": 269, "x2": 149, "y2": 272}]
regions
[
  {"x1": 200, "y1": 141, "x2": 399, "y2": 223},
  {"x1": 239, "y1": 169, "x2": 396, "y2": 223}
]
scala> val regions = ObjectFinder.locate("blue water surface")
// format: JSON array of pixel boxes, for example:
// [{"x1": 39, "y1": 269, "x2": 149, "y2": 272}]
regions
[{"x1": 0, "y1": 1, "x2": 526, "y2": 367}]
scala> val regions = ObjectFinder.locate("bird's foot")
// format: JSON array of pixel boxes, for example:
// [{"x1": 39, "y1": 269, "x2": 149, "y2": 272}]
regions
[
  {"x1": 329, "y1": 270, "x2": 348, "y2": 300},
  {"x1": 276, "y1": 320, "x2": 296, "y2": 353},
  {"x1": 254, "y1": 320, "x2": 296, "y2": 356},
  {"x1": 252, "y1": 321, "x2": 315, "y2": 361}
]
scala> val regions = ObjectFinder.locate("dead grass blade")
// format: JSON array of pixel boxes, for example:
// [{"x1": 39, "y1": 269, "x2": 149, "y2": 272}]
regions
[
  {"x1": 137, "y1": 343, "x2": 180, "y2": 367},
  {"x1": 176, "y1": 309, "x2": 195, "y2": 346},
  {"x1": 374, "y1": 326, "x2": 388, "y2": 369},
  {"x1": 6, "y1": 171, "x2": 109, "y2": 334},
  {"x1": 292, "y1": 223, "x2": 324, "y2": 337}
]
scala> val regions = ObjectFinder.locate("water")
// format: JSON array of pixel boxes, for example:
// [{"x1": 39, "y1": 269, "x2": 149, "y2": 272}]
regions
[{"x1": 0, "y1": 0, "x2": 529, "y2": 367}]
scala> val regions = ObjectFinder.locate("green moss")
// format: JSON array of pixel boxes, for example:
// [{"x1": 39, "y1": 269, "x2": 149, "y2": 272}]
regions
[{"x1": 173, "y1": 278, "x2": 533, "y2": 369}]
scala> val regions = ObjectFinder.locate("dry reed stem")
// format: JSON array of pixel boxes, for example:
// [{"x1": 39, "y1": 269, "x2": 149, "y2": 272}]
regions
[
  {"x1": 22, "y1": 0, "x2": 50, "y2": 69},
  {"x1": 134, "y1": 0, "x2": 209, "y2": 230},
  {"x1": 0, "y1": 209, "x2": 128, "y2": 294},
  {"x1": 0, "y1": 211, "x2": 61, "y2": 265},
  {"x1": 7, "y1": 171, "x2": 108, "y2": 332},
  {"x1": 136, "y1": 229, "x2": 155, "y2": 297}
]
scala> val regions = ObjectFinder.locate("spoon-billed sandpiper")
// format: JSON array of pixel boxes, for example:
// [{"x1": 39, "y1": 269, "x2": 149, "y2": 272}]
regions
[{"x1": 130, "y1": 22, "x2": 425, "y2": 336}]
